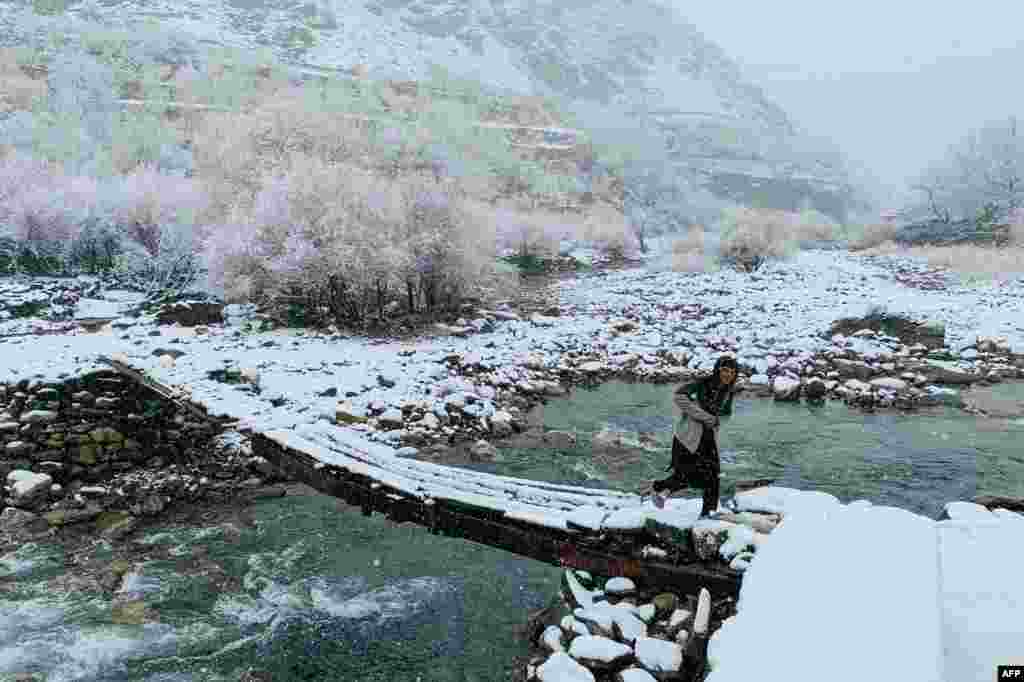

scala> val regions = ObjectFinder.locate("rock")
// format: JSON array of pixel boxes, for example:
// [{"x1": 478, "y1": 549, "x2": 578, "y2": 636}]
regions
[
  {"x1": 536, "y1": 652, "x2": 595, "y2": 682},
  {"x1": 614, "y1": 668, "x2": 657, "y2": 682},
  {"x1": 96, "y1": 511, "x2": 137, "y2": 540},
  {"x1": 490, "y1": 411, "x2": 515, "y2": 436},
  {"x1": 468, "y1": 440, "x2": 498, "y2": 460},
  {"x1": 920, "y1": 359, "x2": 977, "y2": 385},
  {"x1": 604, "y1": 577, "x2": 636, "y2": 596},
  {"x1": 693, "y1": 588, "x2": 712, "y2": 637},
  {"x1": 151, "y1": 347, "x2": 186, "y2": 359},
  {"x1": 771, "y1": 376, "x2": 801, "y2": 401},
  {"x1": 544, "y1": 305, "x2": 561, "y2": 317},
  {"x1": 542, "y1": 430, "x2": 578, "y2": 449},
  {"x1": 652, "y1": 593, "x2": 678, "y2": 618},
  {"x1": 579, "y1": 361, "x2": 604, "y2": 374},
  {"x1": 592, "y1": 429, "x2": 625, "y2": 449},
  {"x1": 843, "y1": 379, "x2": 872, "y2": 393},
  {"x1": 157, "y1": 354, "x2": 176, "y2": 369},
  {"x1": 156, "y1": 301, "x2": 224, "y2": 326},
  {"x1": 691, "y1": 526, "x2": 725, "y2": 561},
  {"x1": 870, "y1": 377, "x2": 908, "y2": 391},
  {"x1": 0, "y1": 506, "x2": 48, "y2": 535},
  {"x1": 539, "y1": 381, "x2": 568, "y2": 397},
  {"x1": 5, "y1": 441, "x2": 36, "y2": 457},
  {"x1": 530, "y1": 314, "x2": 558, "y2": 327},
  {"x1": 140, "y1": 494, "x2": 166, "y2": 516},
  {"x1": 609, "y1": 319, "x2": 638, "y2": 333},
  {"x1": 378, "y1": 409, "x2": 404, "y2": 429},
  {"x1": 336, "y1": 401, "x2": 368, "y2": 425},
  {"x1": 633, "y1": 636, "x2": 683, "y2": 673},
  {"x1": 833, "y1": 358, "x2": 874, "y2": 380},
  {"x1": 664, "y1": 350, "x2": 690, "y2": 366},
  {"x1": 804, "y1": 377, "x2": 828, "y2": 400},
  {"x1": 5, "y1": 470, "x2": 53, "y2": 509},
  {"x1": 18, "y1": 410, "x2": 58, "y2": 424},
  {"x1": 493, "y1": 310, "x2": 520, "y2": 321},
  {"x1": 420, "y1": 412, "x2": 441, "y2": 430},
  {"x1": 568, "y1": 635, "x2": 633, "y2": 670},
  {"x1": 111, "y1": 599, "x2": 157, "y2": 624},
  {"x1": 541, "y1": 624, "x2": 565, "y2": 652},
  {"x1": 434, "y1": 323, "x2": 472, "y2": 337}
]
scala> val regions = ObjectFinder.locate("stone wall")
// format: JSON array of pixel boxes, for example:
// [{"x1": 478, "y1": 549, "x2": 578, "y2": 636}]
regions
[{"x1": 0, "y1": 369, "x2": 222, "y2": 518}]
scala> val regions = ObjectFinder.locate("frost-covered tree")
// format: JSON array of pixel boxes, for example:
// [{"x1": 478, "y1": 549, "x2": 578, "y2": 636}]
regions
[{"x1": 911, "y1": 116, "x2": 1024, "y2": 223}]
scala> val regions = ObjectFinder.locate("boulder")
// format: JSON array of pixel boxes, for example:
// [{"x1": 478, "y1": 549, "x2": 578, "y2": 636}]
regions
[
  {"x1": 490, "y1": 411, "x2": 515, "y2": 436},
  {"x1": 468, "y1": 440, "x2": 498, "y2": 460},
  {"x1": 0, "y1": 506, "x2": 48, "y2": 535},
  {"x1": 691, "y1": 526, "x2": 725, "y2": 561},
  {"x1": 804, "y1": 377, "x2": 828, "y2": 401},
  {"x1": 536, "y1": 652, "x2": 595, "y2": 682},
  {"x1": 568, "y1": 635, "x2": 633, "y2": 670},
  {"x1": 920, "y1": 360, "x2": 977, "y2": 385},
  {"x1": 633, "y1": 636, "x2": 683, "y2": 673},
  {"x1": 378, "y1": 409, "x2": 404, "y2": 429},
  {"x1": 5, "y1": 470, "x2": 53, "y2": 510},
  {"x1": 615, "y1": 667, "x2": 657, "y2": 682},
  {"x1": 832, "y1": 358, "x2": 874, "y2": 380},
  {"x1": 542, "y1": 430, "x2": 578, "y2": 449},
  {"x1": 335, "y1": 401, "x2": 368, "y2": 425},
  {"x1": 156, "y1": 301, "x2": 224, "y2": 326},
  {"x1": 771, "y1": 376, "x2": 801, "y2": 401},
  {"x1": 870, "y1": 377, "x2": 908, "y2": 391}
]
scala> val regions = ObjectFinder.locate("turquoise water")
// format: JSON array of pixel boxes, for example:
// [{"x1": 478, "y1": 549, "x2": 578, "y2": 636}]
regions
[
  {"x1": 483, "y1": 381, "x2": 1024, "y2": 519},
  {"x1": 0, "y1": 495, "x2": 560, "y2": 682}
]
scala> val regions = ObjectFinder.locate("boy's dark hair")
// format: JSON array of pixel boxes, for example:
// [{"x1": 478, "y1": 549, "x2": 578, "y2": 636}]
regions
[{"x1": 701, "y1": 355, "x2": 738, "y2": 388}]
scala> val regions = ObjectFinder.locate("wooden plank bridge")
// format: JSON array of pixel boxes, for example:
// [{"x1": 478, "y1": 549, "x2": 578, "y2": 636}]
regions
[
  {"x1": 247, "y1": 423, "x2": 743, "y2": 598},
  {"x1": 95, "y1": 356, "x2": 742, "y2": 597}
]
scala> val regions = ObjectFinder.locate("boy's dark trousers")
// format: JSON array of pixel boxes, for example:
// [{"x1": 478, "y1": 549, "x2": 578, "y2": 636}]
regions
[{"x1": 653, "y1": 427, "x2": 720, "y2": 516}]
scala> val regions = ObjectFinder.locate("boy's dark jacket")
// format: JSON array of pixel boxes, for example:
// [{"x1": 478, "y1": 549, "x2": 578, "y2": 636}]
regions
[{"x1": 673, "y1": 377, "x2": 736, "y2": 453}]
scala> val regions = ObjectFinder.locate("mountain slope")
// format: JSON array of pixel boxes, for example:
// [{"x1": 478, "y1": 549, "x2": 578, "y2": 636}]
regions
[{"x1": 0, "y1": 0, "x2": 868, "y2": 221}]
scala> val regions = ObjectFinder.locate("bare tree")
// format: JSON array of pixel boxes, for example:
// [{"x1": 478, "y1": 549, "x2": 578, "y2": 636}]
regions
[{"x1": 911, "y1": 116, "x2": 1023, "y2": 223}]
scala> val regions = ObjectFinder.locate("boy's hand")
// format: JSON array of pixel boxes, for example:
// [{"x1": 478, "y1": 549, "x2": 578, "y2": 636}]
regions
[{"x1": 707, "y1": 416, "x2": 720, "y2": 429}]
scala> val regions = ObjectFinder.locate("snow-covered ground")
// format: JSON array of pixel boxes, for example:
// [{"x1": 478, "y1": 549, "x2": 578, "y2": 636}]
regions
[
  {"x1": 3, "y1": 250, "x2": 1023, "y2": 435},
  {"x1": 707, "y1": 488, "x2": 1024, "y2": 682}
]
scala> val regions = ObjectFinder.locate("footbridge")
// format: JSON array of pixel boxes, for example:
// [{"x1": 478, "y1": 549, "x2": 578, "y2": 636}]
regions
[{"x1": 246, "y1": 422, "x2": 743, "y2": 599}]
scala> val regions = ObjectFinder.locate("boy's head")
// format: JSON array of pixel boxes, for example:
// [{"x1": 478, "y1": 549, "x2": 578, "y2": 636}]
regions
[{"x1": 714, "y1": 355, "x2": 738, "y2": 385}]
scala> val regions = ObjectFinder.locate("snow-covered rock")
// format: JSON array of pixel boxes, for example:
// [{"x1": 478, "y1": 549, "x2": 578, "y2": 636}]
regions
[
  {"x1": 870, "y1": 377, "x2": 908, "y2": 391},
  {"x1": 568, "y1": 635, "x2": 633, "y2": 668},
  {"x1": 5, "y1": 470, "x2": 53, "y2": 509},
  {"x1": 536, "y1": 653, "x2": 595, "y2": 682},
  {"x1": 771, "y1": 376, "x2": 801, "y2": 401},
  {"x1": 633, "y1": 636, "x2": 683, "y2": 673}
]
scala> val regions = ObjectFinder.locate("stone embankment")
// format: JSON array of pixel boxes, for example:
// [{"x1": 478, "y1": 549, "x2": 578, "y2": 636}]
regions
[{"x1": 0, "y1": 369, "x2": 284, "y2": 544}]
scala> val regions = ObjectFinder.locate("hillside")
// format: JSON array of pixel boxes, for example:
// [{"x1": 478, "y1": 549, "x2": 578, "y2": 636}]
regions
[{"x1": 0, "y1": 0, "x2": 869, "y2": 222}]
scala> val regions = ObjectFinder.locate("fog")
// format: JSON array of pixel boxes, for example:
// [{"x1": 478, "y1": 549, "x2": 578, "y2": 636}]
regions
[{"x1": 671, "y1": 1, "x2": 1024, "y2": 206}]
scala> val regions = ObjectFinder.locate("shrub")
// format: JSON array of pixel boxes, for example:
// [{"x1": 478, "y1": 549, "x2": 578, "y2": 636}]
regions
[
  {"x1": 717, "y1": 207, "x2": 798, "y2": 271},
  {"x1": 848, "y1": 222, "x2": 900, "y2": 251},
  {"x1": 670, "y1": 225, "x2": 717, "y2": 272},
  {"x1": 202, "y1": 155, "x2": 507, "y2": 326},
  {"x1": 1009, "y1": 208, "x2": 1024, "y2": 246}
]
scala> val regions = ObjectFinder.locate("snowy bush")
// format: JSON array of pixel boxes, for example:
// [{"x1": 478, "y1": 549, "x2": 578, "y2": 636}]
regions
[
  {"x1": 202, "y1": 154, "x2": 504, "y2": 326},
  {"x1": 717, "y1": 207, "x2": 799, "y2": 271}
]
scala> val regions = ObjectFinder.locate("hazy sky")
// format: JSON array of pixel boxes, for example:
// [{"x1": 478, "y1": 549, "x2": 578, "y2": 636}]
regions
[{"x1": 671, "y1": 2, "x2": 1024, "y2": 204}]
